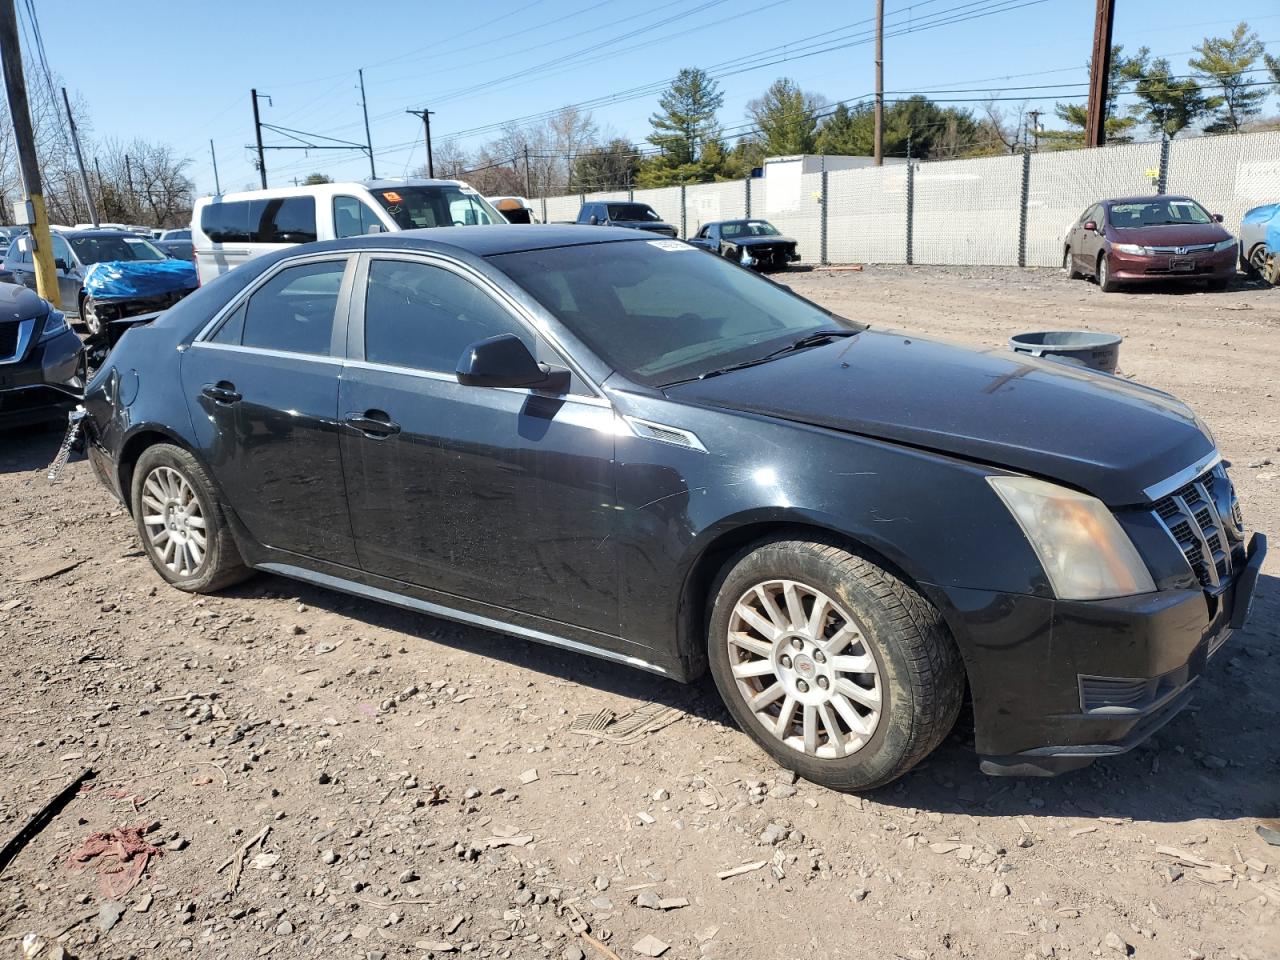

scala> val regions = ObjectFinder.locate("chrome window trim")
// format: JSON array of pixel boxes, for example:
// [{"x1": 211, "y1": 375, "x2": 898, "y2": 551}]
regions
[
  {"x1": 350, "y1": 249, "x2": 608, "y2": 402},
  {"x1": 188, "y1": 340, "x2": 344, "y2": 366},
  {"x1": 341, "y1": 357, "x2": 611, "y2": 408},
  {"x1": 1143, "y1": 451, "x2": 1222, "y2": 502},
  {"x1": 0, "y1": 318, "x2": 35, "y2": 364},
  {"x1": 192, "y1": 250, "x2": 356, "y2": 344}
]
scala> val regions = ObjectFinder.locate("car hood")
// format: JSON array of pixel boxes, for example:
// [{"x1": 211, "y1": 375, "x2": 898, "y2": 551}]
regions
[
  {"x1": 732, "y1": 235, "x2": 797, "y2": 247},
  {"x1": 616, "y1": 220, "x2": 676, "y2": 232},
  {"x1": 665, "y1": 331, "x2": 1212, "y2": 505},
  {"x1": 1111, "y1": 221, "x2": 1230, "y2": 246}
]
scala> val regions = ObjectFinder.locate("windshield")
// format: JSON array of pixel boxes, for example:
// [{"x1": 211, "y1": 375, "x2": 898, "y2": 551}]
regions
[
  {"x1": 68, "y1": 234, "x2": 167, "y2": 265},
  {"x1": 491, "y1": 238, "x2": 862, "y2": 387},
  {"x1": 368, "y1": 186, "x2": 504, "y2": 229},
  {"x1": 1108, "y1": 199, "x2": 1212, "y2": 228},
  {"x1": 721, "y1": 221, "x2": 780, "y2": 238},
  {"x1": 606, "y1": 203, "x2": 660, "y2": 222}
]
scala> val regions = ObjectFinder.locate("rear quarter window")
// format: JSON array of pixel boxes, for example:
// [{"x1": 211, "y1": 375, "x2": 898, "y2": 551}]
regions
[{"x1": 200, "y1": 197, "x2": 317, "y2": 244}]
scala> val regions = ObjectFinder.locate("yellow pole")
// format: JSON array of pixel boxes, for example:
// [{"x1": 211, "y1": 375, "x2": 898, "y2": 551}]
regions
[{"x1": 28, "y1": 193, "x2": 61, "y2": 308}]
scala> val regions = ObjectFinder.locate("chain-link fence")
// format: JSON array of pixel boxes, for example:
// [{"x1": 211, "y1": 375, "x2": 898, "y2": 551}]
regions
[{"x1": 524, "y1": 130, "x2": 1280, "y2": 270}]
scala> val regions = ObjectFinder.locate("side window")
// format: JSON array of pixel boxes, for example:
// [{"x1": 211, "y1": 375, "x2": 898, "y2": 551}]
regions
[
  {"x1": 260, "y1": 197, "x2": 317, "y2": 243},
  {"x1": 241, "y1": 259, "x2": 346, "y2": 356},
  {"x1": 210, "y1": 303, "x2": 247, "y2": 344},
  {"x1": 51, "y1": 234, "x2": 71, "y2": 267},
  {"x1": 333, "y1": 196, "x2": 383, "y2": 238},
  {"x1": 695, "y1": 225, "x2": 708, "y2": 239},
  {"x1": 364, "y1": 259, "x2": 532, "y2": 374}
]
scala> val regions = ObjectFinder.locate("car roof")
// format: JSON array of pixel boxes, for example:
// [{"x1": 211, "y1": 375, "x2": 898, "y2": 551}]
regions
[
  {"x1": 300, "y1": 224, "x2": 652, "y2": 258},
  {"x1": 195, "y1": 177, "x2": 472, "y2": 205},
  {"x1": 54, "y1": 228, "x2": 150, "y2": 239}
]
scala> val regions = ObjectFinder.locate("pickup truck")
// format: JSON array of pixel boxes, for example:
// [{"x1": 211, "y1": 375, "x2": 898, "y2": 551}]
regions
[{"x1": 576, "y1": 201, "x2": 677, "y2": 238}]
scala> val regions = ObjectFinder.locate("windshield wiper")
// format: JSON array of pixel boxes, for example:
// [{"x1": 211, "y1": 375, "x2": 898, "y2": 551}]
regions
[{"x1": 668, "y1": 329, "x2": 858, "y2": 385}]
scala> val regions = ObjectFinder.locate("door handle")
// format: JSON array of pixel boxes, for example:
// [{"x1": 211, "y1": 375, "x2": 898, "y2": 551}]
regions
[
  {"x1": 202, "y1": 382, "x2": 241, "y2": 405},
  {"x1": 344, "y1": 410, "x2": 401, "y2": 438}
]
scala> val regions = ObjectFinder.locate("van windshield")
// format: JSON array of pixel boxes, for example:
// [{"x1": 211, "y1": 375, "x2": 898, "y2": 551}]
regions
[
  {"x1": 69, "y1": 235, "x2": 167, "y2": 265},
  {"x1": 368, "y1": 186, "x2": 505, "y2": 229}
]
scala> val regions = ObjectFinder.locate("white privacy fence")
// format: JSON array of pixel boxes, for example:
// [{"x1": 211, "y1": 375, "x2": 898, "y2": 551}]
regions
[{"x1": 529, "y1": 131, "x2": 1280, "y2": 269}]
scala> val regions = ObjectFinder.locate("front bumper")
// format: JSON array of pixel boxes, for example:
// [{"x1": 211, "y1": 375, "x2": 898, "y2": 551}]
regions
[
  {"x1": 924, "y1": 531, "x2": 1266, "y2": 776},
  {"x1": 0, "y1": 328, "x2": 84, "y2": 427},
  {"x1": 1109, "y1": 245, "x2": 1235, "y2": 282}
]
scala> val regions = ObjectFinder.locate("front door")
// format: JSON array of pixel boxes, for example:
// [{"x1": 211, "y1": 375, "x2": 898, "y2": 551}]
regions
[
  {"x1": 180, "y1": 255, "x2": 359, "y2": 567},
  {"x1": 50, "y1": 235, "x2": 81, "y2": 313},
  {"x1": 338, "y1": 253, "x2": 619, "y2": 635}
]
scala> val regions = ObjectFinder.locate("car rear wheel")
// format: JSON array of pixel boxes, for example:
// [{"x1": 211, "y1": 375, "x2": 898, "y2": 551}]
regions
[
  {"x1": 1063, "y1": 247, "x2": 1082, "y2": 279},
  {"x1": 707, "y1": 537, "x2": 964, "y2": 791},
  {"x1": 131, "y1": 443, "x2": 251, "y2": 593},
  {"x1": 81, "y1": 296, "x2": 103, "y2": 336},
  {"x1": 1097, "y1": 253, "x2": 1118, "y2": 293}
]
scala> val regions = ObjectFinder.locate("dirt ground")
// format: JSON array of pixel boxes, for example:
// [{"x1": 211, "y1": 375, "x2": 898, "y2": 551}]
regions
[{"x1": 0, "y1": 265, "x2": 1277, "y2": 960}]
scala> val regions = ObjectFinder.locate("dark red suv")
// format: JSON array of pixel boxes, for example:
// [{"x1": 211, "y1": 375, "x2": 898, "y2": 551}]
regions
[{"x1": 1064, "y1": 196, "x2": 1236, "y2": 292}]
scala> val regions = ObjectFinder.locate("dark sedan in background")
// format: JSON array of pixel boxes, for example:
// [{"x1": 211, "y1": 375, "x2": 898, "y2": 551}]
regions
[
  {"x1": 1064, "y1": 196, "x2": 1236, "y2": 292},
  {"x1": 690, "y1": 219, "x2": 800, "y2": 270},
  {"x1": 78, "y1": 226, "x2": 1262, "y2": 790},
  {"x1": 0, "y1": 282, "x2": 84, "y2": 428}
]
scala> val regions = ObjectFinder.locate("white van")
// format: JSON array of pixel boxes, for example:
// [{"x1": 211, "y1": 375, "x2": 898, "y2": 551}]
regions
[{"x1": 191, "y1": 178, "x2": 506, "y2": 284}]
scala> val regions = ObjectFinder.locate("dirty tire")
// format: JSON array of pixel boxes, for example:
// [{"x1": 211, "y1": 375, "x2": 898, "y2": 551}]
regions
[
  {"x1": 707, "y1": 537, "x2": 964, "y2": 792},
  {"x1": 130, "y1": 443, "x2": 251, "y2": 593},
  {"x1": 1063, "y1": 247, "x2": 1082, "y2": 280},
  {"x1": 1097, "y1": 253, "x2": 1118, "y2": 293},
  {"x1": 81, "y1": 295, "x2": 103, "y2": 336}
]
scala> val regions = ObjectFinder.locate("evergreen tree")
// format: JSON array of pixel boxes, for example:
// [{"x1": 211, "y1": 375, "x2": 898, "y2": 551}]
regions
[
  {"x1": 1047, "y1": 45, "x2": 1138, "y2": 145},
  {"x1": 1190, "y1": 22, "x2": 1267, "y2": 133},
  {"x1": 1121, "y1": 48, "x2": 1209, "y2": 138},
  {"x1": 638, "y1": 68, "x2": 726, "y2": 186},
  {"x1": 745, "y1": 78, "x2": 827, "y2": 156}
]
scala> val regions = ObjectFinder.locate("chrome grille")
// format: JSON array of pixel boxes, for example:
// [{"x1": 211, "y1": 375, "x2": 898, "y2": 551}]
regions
[{"x1": 1150, "y1": 462, "x2": 1242, "y2": 590}]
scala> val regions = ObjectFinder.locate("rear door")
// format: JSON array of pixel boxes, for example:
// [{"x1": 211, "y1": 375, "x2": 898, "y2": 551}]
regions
[
  {"x1": 337, "y1": 252, "x2": 619, "y2": 635},
  {"x1": 180, "y1": 253, "x2": 359, "y2": 566}
]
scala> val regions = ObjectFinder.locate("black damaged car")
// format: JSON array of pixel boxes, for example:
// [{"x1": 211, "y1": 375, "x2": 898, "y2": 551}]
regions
[
  {"x1": 0, "y1": 282, "x2": 84, "y2": 429},
  {"x1": 76, "y1": 226, "x2": 1265, "y2": 790},
  {"x1": 689, "y1": 219, "x2": 800, "y2": 270}
]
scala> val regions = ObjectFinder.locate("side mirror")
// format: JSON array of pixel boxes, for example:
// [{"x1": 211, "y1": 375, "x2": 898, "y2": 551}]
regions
[
  {"x1": 1082, "y1": 220, "x2": 1097, "y2": 233},
  {"x1": 457, "y1": 334, "x2": 553, "y2": 389},
  {"x1": 588, "y1": 215, "x2": 599, "y2": 225},
  {"x1": 55, "y1": 257, "x2": 69, "y2": 271},
  {"x1": 1212, "y1": 213, "x2": 1224, "y2": 223},
  {"x1": 365, "y1": 223, "x2": 385, "y2": 234}
]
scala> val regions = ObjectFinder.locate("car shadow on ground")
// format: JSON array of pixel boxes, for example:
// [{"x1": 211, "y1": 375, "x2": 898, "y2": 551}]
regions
[
  {"x1": 0, "y1": 423, "x2": 65, "y2": 475},
  {"x1": 242, "y1": 568, "x2": 1278, "y2": 826}
]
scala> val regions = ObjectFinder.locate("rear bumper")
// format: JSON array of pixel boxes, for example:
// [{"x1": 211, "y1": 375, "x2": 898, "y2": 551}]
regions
[
  {"x1": 923, "y1": 532, "x2": 1266, "y2": 775},
  {"x1": 1109, "y1": 245, "x2": 1235, "y2": 281}
]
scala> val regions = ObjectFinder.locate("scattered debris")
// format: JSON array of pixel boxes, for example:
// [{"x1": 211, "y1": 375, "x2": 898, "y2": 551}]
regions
[
  {"x1": 569, "y1": 703, "x2": 683, "y2": 744},
  {"x1": 14, "y1": 557, "x2": 83, "y2": 583},
  {"x1": 0, "y1": 767, "x2": 95, "y2": 876},
  {"x1": 631, "y1": 934, "x2": 670, "y2": 957},
  {"x1": 717, "y1": 860, "x2": 769, "y2": 880},
  {"x1": 1257, "y1": 823, "x2": 1280, "y2": 847},
  {"x1": 66, "y1": 821, "x2": 163, "y2": 898}
]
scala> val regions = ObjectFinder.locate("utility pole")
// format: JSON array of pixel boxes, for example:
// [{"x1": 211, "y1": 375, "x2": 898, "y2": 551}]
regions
[
  {"x1": 124, "y1": 154, "x2": 135, "y2": 219},
  {"x1": 1084, "y1": 0, "x2": 1115, "y2": 148},
  {"x1": 874, "y1": 0, "x2": 884, "y2": 166},
  {"x1": 523, "y1": 144, "x2": 531, "y2": 197},
  {"x1": 209, "y1": 139, "x2": 222, "y2": 194},
  {"x1": 1027, "y1": 109, "x2": 1042, "y2": 150},
  {"x1": 406, "y1": 108, "x2": 434, "y2": 178},
  {"x1": 0, "y1": 0, "x2": 59, "y2": 305},
  {"x1": 61, "y1": 87, "x2": 98, "y2": 227},
  {"x1": 359, "y1": 69, "x2": 376, "y2": 179},
  {"x1": 251, "y1": 88, "x2": 268, "y2": 188},
  {"x1": 93, "y1": 156, "x2": 103, "y2": 216}
]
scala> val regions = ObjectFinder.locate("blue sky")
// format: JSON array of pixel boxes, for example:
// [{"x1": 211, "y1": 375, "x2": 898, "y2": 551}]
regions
[{"x1": 28, "y1": 0, "x2": 1280, "y2": 196}]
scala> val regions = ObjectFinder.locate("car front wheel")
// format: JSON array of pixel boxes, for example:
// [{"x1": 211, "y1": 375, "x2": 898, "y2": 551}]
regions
[
  {"x1": 81, "y1": 296, "x2": 103, "y2": 336},
  {"x1": 707, "y1": 538, "x2": 964, "y2": 791},
  {"x1": 131, "y1": 443, "x2": 251, "y2": 593},
  {"x1": 1097, "y1": 253, "x2": 1118, "y2": 293}
]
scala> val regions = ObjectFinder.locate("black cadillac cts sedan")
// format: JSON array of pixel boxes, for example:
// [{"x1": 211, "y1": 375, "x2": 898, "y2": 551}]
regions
[{"x1": 79, "y1": 226, "x2": 1265, "y2": 790}]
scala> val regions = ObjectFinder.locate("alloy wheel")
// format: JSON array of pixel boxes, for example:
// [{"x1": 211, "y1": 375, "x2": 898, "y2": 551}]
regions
[
  {"x1": 726, "y1": 579, "x2": 882, "y2": 759},
  {"x1": 81, "y1": 298, "x2": 102, "y2": 336},
  {"x1": 140, "y1": 466, "x2": 208, "y2": 577}
]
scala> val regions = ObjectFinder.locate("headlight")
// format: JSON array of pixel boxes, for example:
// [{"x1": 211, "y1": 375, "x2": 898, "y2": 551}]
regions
[
  {"x1": 1213, "y1": 238, "x2": 1235, "y2": 252},
  {"x1": 1112, "y1": 243, "x2": 1148, "y2": 255},
  {"x1": 38, "y1": 309, "x2": 69, "y2": 342},
  {"x1": 987, "y1": 475, "x2": 1156, "y2": 601}
]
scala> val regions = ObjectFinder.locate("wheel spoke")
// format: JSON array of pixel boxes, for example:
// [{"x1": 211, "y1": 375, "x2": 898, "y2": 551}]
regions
[
  {"x1": 734, "y1": 601, "x2": 780, "y2": 642},
  {"x1": 142, "y1": 513, "x2": 166, "y2": 527},
  {"x1": 754, "y1": 585, "x2": 789, "y2": 633},
  {"x1": 823, "y1": 624, "x2": 858, "y2": 655},
  {"x1": 836, "y1": 678, "x2": 882, "y2": 712},
  {"x1": 782, "y1": 582, "x2": 806, "y2": 631},
  {"x1": 772, "y1": 695, "x2": 797, "y2": 739},
  {"x1": 149, "y1": 528, "x2": 169, "y2": 547},
  {"x1": 802, "y1": 704, "x2": 818, "y2": 754},
  {"x1": 817, "y1": 703, "x2": 845, "y2": 757},
  {"x1": 731, "y1": 658, "x2": 776, "y2": 679},
  {"x1": 832, "y1": 693, "x2": 871, "y2": 736},
  {"x1": 832, "y1": 653, "x2": 874, "y2": 675},
  {"x1": 749, "y1": 682, "x2": 785, "y2": 712},
  {"x1": 187, "y1": 538, "x2": 204, "y2": 568},
  {"x1": 162, "y1": 538, "x2": 177, "y2": 566},
  {"x1": 805, "y1": 593, "x2": 830, "y2": 638},
  {"x1": 729, "y1": 632, "x2": 772, "y2": 659}
]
